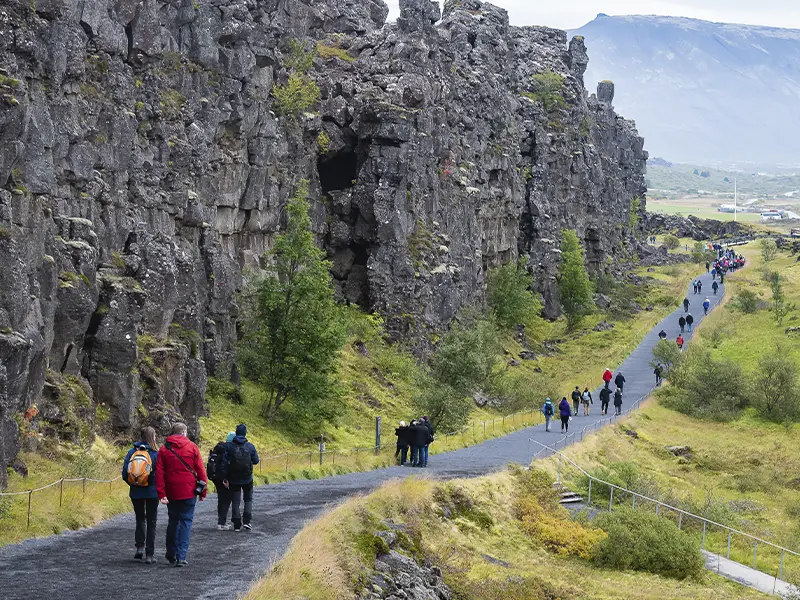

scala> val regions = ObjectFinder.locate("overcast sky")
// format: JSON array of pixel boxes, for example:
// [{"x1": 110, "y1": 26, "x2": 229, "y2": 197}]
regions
[{"x1": 385, "y1": 1, "x2": 800, "y2": 30}]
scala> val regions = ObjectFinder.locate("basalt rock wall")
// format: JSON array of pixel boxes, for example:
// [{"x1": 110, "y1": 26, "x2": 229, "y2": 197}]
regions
[{"x1": 0, "y1": 0, "x2": 646, "y2": 485}]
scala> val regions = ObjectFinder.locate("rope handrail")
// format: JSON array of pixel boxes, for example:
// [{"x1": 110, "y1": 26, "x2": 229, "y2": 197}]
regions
[
  {"x1": 0, "y1": 475, "x2": 122, "y2": 497},
  {"x1": 529, "y1": 438, "x2": 800, "y2": 559}
]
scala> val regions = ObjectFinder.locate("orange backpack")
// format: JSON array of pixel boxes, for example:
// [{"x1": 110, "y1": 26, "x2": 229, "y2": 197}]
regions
[{"x1": 127, "y1": 446, "x2": 153, "y2": 487}]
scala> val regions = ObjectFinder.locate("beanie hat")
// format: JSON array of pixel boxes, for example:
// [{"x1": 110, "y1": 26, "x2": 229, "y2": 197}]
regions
[
  {"x1": 236, "y1": 423, "x2": 247, "y2": 437},
  {"x1": 226, "y1": 431, "x2": 236, "y2": 443}
]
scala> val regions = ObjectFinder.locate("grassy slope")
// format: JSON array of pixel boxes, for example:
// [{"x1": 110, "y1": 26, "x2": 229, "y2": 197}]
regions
[
  {"x1": 546, "y1": 241, "x2": 800, "y2": 578},
  {"x1": 647, "y1": 163, "x2": 800, "y2": 197},
  {"x1": 0, "y1": 259, "x2": 701, "y2": 546},
  {"x1": 246, "y1": 472, "x2": 767, "y2": 600}
]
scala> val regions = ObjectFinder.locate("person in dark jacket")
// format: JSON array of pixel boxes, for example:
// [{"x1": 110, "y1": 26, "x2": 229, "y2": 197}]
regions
[
  {"x1": 210, "y1": 432, "x2": 235, "y2": 530},
  {"x1": 683, "y1": 297, "x2": 690, "y2": 312},
  {"x1": 558, "y1": 397, "x2": 572, "y2": 433},
  {"x1": 658, "y1": 330, "x2": 667, "y2": 340},
  {"x1": 614, "y1": 373, "x2": 626, "y2": 393},
  {"x1": 421, "y1": 416, "x2": 434, "y2": 467},
  {"x1": 395, "y1": 421, "x2": 410, "y2": 465},
  {"x1": 222, "y1": 423, "x2": 260, "y2": 532},
  {"x1": 599, "y1": 387, "x2": 611, "y2": 415},
  {"x1": 155, "y1": 422, "x2": 208, "y2": 567},
  {"x1": 712, "y1": 281, "x2": 719, "y2": 295},
  {"x1": 654, "y1": 365, "x2": 663, "y2": 386},
  {"x1": 686, "y1": 313, "x2": 694, "y2": 331},
  {"x1": 122, "y1": 426, "x2": 159, "y2": 563},
  {"x1": 678, "y1": 315, "x2": 686, "y2": 333},
  {"x1": 614, "y1": 387, "x2": 623, "y2": 415},
  {"x1": 409, "y1": 420, "x2": 429, "y2": 467},
  {"x1": 571, "y1": 387, "x2": 581, "y2": 416}
]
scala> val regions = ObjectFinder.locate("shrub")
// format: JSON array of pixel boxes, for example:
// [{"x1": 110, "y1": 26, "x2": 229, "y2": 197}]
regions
[
  {"x1": 316, "y1": 43, "x2": 355, "y2": 63},
  {"x1": 272, "y1": 74, "x2": 321, "y2": 118},
  {"x1": 753, "y1": 347, "x2": 800, "y2": 422},
  {"x1": 760, "y1": 238, "x2": 778, "y2": 263},
  {"x1": 663, "y1": 235, "x2": 681, "y2": 250},
  {"x1": 771, "y1": 273, "x2": 796, "y2": 326},
  {"x1": 486, "y1": 257, "x2": 542, "y2": 331},
  {"x1": 691, "y1": 242, "x2": 715, "y2": 265},
  {"x1": 629, "y1": 196, "x2": 642, "y2": 231},
  {"x1": 416, "y1": 381, "x2": 472, "y2": 434},
  {"x1": 732, "y1": 289, "x2": 759, "y2": 314},
  {"x1": 650, "y1": 338, "x2": 682, "y2": 376},
  {"x1": 523, "y1": 71, "x2": 566, "y2": 112},
  {"x1": 592, "y1": 508, "x2": 704, "y2": 579},
  {"x1": 285, "y1": 39, "x2": 314, "y2": 73}
]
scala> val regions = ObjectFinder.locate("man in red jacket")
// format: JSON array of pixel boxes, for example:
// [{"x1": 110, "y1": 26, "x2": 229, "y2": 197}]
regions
[{"x1": 155, "y1": 422, "x2": 208, "y2": 567}]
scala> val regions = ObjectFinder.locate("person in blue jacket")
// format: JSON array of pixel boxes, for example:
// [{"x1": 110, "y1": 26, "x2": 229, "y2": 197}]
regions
[
  {"x1": 558, "y1": 397, "x2": 572, "y2": 433},
  {"x1": 122, "y1": 426, "x2": 159, "y2": 563},
  {"x1": 703, "y1": 297, "x2": 711, "y2": 315},
  {"x1": 221, "y1": 423, "x2": 260, "y2": 531}
]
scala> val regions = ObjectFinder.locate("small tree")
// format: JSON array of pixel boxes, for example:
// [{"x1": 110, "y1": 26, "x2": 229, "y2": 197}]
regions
[
  {"x1": 416, "y1": 382, "x2": 473, "y2": 434},
  {"x1": 760, "y1": 238, "x2": 778, "y2": 263},
  {"x1": 650, "y1": 338, "x2": 682, "y2": 376},
  {"x1": 690, "y1": 242, "x2": 714, "y2": 265},
  {"x1": 663, "y1": 235, "x2": 680, "y2": 250},
  {"x1": 732, "y1": 289, "x2": 759, "y2": 314},
  {"x1": 753, "y1": 347, "x2": 800, "y2": 422},
  {"x1": 238, "y1": 181, "x2": 346, "y2": 422},
  {"x1": 558, "y1": 230, "x2": 594, "y2": 331},
  {"x1": 487, "y1": 257, "x2": 542, "y2": 331},
  {"x1": 629, "y1": 196, "x2": 642, "y2": 231},
  {"x1": 771, "y1": 273, "x2": 796, "y2": 326}
]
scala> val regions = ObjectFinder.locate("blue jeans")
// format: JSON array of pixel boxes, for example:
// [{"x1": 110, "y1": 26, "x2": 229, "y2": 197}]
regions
[
  {"x1": 410, "y1": 445, "x2": 420, "y2": 466},
  {"x1": 421, "y1": 445, "x2": 429, "y2": 466},
  {"x1": 166, "y1": 497, "x2": 196, "y2": 561}
]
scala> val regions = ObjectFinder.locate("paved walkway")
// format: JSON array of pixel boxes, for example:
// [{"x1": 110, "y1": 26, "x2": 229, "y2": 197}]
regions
[
  {"x1": 704, "y1": 551, "x2": 791, "y2": 596},
  {"x1": 0, "y1": 268, "x2": 730, "y2": 600}
]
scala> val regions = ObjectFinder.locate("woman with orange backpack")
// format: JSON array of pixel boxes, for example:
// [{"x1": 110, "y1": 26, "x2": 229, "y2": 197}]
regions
[{"x1": 122, "y1": 426, "x2": 159, "y2": 564}]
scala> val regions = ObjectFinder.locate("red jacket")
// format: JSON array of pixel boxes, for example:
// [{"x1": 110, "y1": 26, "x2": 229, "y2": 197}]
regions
[
  {"x1": 155, "y1": 435, "x2": 208, "y2": 501},
  {"x1": 602, "y1": 369, "x2": 613, "y2": 382}
]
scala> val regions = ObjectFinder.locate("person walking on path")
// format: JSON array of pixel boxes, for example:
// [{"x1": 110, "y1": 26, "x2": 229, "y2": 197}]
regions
[
  {"x1": 155, "y1": 422, "x2": 208, "y2": 567},
  {"x1": 686, "y1": 313, "x2": 694, "y2": 332},
  {"x1": 222, "y1": 424, "x2": 260, "y2": 531},
  {"x1": 542, "y1": 398, "x2": 555, "y2": 432},
  {"x1": 599, "y1": 386, "x2": 611, "y2": 416},
  {"x1": 720, "y1": 272, "x2": 725, "y2": 285},
  {"x1": 581, "y1": 387, "x2": 593, "y2": 416},
  {"x1": 614, "y1": 387, "x2": 623, "y2": 416},
  {"x1": 679, "y1": 315, "x2": 686, "y2": 333},
  {"x1": 571, "y1": 387, "x2": 581, "y2": 416},
  {"x1": 206, "y1": 432, "x2": 234, "y2": 531},
  {"x1": 558, "y1": 397, "x2": 572, "y2": 433},
  {"x1": 122, "y1": 426, "x2": 159, "y2": 564},
  {"x1": 421, "y1": 416, "x2": 434, "y2": 467},
  {"x1": 683, "y1": 297, "x2": 690, "y2": 312},
  {"x1": 654, "y1": 365, "x2": 663, "y2": 386},
  {"x1": 395, "y1": 421, "x2": 410, "y2": 465},
  {"x1": 658, "y1": 329, "x2": 667, "y2": 340},
  {"x1": 712, "y1": 281, "x2": 719, "y2": 295},
  {"x1": 676, "y1": 334, "x2": 685, "y2": 351},
  {"x1": 409, "y1": 420, "x2": 428, "y2": 467},
  {"x1": 697, "y1": 281, "x2": 703, "y2": 294},
  {"x1": 614, "y1": 372, "x2": 626, "y2": 393},
  {"x1": 602, "y1": 368, "x2": 613, "y2": 389},
  {"x1": 705, "y1": 262, "x2": 710, "y2": 273},
  {"x1": 693, "y1": 281, "x2": 698, "y2": 294},
  {"x1": 703, "y1": 298, "x2": 710, "y2": 316}
]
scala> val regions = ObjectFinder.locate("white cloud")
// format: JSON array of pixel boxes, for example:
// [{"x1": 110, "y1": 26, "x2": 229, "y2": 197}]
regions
[{"x1": 384, "y1": 0, "x2": 800, "y2": 30}]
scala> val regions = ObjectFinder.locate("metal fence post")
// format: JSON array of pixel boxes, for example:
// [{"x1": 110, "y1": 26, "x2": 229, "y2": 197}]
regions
[
  {"x1": 678, "y1": 511, "x2": 683, "y2": 529},
  {"x1": 781, "y1": 550, "x2": 785, "y2": 580},
  {"x1": 702, "y1": 521, "x2": 707, "y2": 550},
  {"x1": 609, "y1": 487, "x2": 614, "y2": 511},
  {"x1": 375, "y1": 417, "x2": 382, "y2": 456},
  {"x1": 59, "y1": 478, "x2": 64, "y2": 507},
  {"x1": 587, "y1": 479, "x2": 592, "y2": 505},
  {"x1": 483, "y1": 421, "x2": 486, "y2": 437},
  {"x1": 557, "y1": 455, "x2": 562, "y2": 484},
  {"x1": 753, "y1": 541, "x2": 758, "y2": 569},
  {"x1": 285, "y1": 454, "x2": 289, "y2": 472},
  {"x1": 727, "y1": 531, "x2": 731, "y2": 559},
  {"x1": 655, "y1": 503, "x2": 660, "y2": 516},
  {"x1": 82, "y1": 477, "x2": 86, "y2": 495}
]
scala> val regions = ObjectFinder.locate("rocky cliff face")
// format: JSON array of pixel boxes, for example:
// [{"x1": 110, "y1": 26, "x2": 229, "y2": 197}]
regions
[{"x1": 0, "y1": 0, "x2": 646, "y2": 485}]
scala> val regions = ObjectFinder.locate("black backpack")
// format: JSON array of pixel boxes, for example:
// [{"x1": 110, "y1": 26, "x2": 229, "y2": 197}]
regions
[
  {"x1": 206, "y1": 450, "x2": 221, "y2": 482},
  {"x1": 228, "y1": 443, "x2": 253, "y2": 480}
]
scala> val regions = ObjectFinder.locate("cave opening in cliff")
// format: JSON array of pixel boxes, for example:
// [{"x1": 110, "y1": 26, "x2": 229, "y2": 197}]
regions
[{"x1": 319, "y1": 149, "x2": 358, "y2": 194}]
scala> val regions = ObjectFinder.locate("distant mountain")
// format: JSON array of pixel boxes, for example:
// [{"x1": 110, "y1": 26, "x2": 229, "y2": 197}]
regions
[{"x1": 571, "y1": 14, "x2": 800, "y2": 166}]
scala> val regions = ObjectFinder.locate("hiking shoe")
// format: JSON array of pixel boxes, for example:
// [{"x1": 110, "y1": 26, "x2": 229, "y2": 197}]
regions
[
  {"x1": 217, "y1": 524, "x2": 232, "y2": 531},
  {"x1": 134, "y1": 548, "x2": 144, "y2": 561},
  {"x1": 165, "y1": 554, "x2": 177, "y2": 565},
  {"x1": 243, "y1": 523, "x2": 252, "y2": 531},
  {"x1": 175, "y1": 560, "x2": 188, "y2": 568},
  {"x1": 233, "y1": 527, "x2": 241, "y2": 532},
  {"x1": 144, "y1": 555, "x2": 154, "y2": 565}
]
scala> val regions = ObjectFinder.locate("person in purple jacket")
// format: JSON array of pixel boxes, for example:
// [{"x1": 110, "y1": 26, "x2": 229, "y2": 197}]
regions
[{"x1": 558, "y1": 397, "x2": 572, "y2": 433}]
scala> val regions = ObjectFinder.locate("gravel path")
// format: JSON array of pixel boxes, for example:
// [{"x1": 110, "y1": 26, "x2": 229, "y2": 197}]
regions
[{"x1": 0, "y1": 268, "x2": 727, "y2": 600}]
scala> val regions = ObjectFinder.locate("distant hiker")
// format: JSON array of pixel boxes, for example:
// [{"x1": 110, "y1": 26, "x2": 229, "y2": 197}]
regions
[
  {"x1": 122, "y1": 426, "x2": 159, "y2": 564},
  {"x1": 207, "y1": 432, "x2": 234, "y2": 531},
  {"x1": 542, "y1": 398, "x2": 555, "y2": 432},
  {"x1": 410, "y1": 420, "x2": 429, "y2": 467},
  {"x1": 222, "y1": 423, "x2": 260, "y2": 532},
  {"x1": 678, "y1": 315, "x2": 686, "y2": 333},
  {"x1": 599, "y1": 387, "x2": 611, "y2": 416},
  {"x1": 720, "y1": 273, "x2": 725, "y2": 284},
  {"x1": 571, "y1": 387, "x2": 581, "y2": 416},
  {"x1": 683, "y1": 297, "x2": 690, "y2": 312},
  {"x1": 156, "y1": 422, "x2": 208, "y2": 567},
  {"x1": 703, "y1": 298, "x2": 710, "y2": 315},
  {"x1": 614, "y1": 372, "x2": 626, "y2": 393},
  {"x1": 705, "y1": 262, "x2": 710, "y2": 273},
  {"x1": 421, "y1": 416, "x2": 434, "y2": 467},
  {"x1": 654, "y1": 365, "x2": 663, "y2": 386},
  {"x1": 614, "y1": 388, "x2": 623, "y2": 415},
  {"x1": 712, "y1": 281, "x2": 719, "y2": 295},
  {"x1": 693, "y1": 281, "x2": 698, "y2": 294},
  {"x1": 711, "y1": 268, "x2": 717, "y2": 280},
  {"x1": 658, "y1": 329, "x2": 667, "y2": 340},
  {"x1": 686, "y1": 313, "x2": 694, "y2": 331},
  {"x1": 602, "y1": 368, "x2": 613, "y2": 389},
  {"x1": 581, "y1": 388, "x2": 593, "y2": 416},
  {"x1": 697, "y1": 281, "x2": 703, "y2": 294},
  {"x1": 395, "y1": 421, "x2": 410, "y2": 465},
  {"x1": 558, "y1": 397, "x2": 572, "y2": 433},
  {"x1": 676, "y1": 334, "x2": 685, "y2": 351}
]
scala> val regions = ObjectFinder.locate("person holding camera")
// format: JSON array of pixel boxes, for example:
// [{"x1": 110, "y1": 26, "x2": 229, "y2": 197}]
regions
[{"x1": 155, "y1": 422, "x2": 208, "y2": 568}]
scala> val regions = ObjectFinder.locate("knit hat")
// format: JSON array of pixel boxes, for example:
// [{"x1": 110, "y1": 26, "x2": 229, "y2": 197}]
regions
[
  {"x1": 226, "y1": 431, "x2": 236, "y2": 443},
  {"x1": 236, "y1": 423, "x2": 247, "y2": 437}
]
